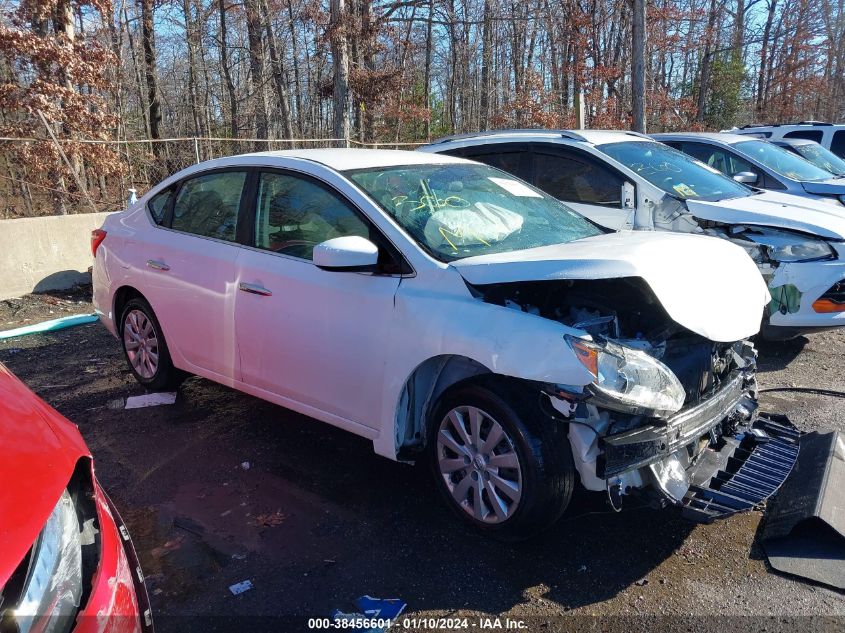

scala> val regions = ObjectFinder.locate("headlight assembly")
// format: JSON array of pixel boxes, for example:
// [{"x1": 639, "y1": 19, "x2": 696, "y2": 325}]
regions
[
  {"x1": 744, "y1": 229, "x2": 836, "y2": 262},
  {"x1": 10, "y1": 490, "x2": 83, "y2": 633},
  {"x1": 566, "y1": 335, "x2": 686, "y2": 418}
]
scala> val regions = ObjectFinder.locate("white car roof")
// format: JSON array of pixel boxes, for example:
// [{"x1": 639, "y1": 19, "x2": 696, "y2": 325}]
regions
[
  {"x1": 423, "y1": 129, "x2": 654, "y2": 149},
  {"x1": 652, "y1": 131, "x2": 751, "y2": 145},
  {"x1": 149, "y1": 148, "x2": 472, "y2": 199},
  {"x1": 243, "y1": 148, "x2": 467, "y2": 170},
  {"x1": 570, "y1": 129, "x2": 653, "y2": 145}
]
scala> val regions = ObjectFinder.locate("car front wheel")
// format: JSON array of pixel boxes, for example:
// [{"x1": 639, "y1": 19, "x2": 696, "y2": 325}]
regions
[
  {"x1": 428, "y1": 376, "x2": 575, "y2": 540},
  {"x1": 120, "y1": 297, "x2": 186, "y2": 391}
]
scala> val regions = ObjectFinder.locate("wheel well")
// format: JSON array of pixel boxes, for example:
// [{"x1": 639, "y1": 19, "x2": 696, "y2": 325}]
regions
[
  {"x1": 113, "y1": 286, "x2": 144, "y2": 324},
  {"x1": 394, "y1": 355, "x2": 490, "y2": 460}
]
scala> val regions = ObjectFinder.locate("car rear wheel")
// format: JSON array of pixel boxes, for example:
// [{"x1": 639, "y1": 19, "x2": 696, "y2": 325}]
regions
[
  {"x1": 120, "y1": 297, "x2": 186, "y2": 391},
  {"x1": 428, "y1": 376, "x2": 575, "y2": 540}
]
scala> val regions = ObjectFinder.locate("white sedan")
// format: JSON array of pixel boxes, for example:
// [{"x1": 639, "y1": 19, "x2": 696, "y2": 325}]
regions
[{"x1": 92, "y1": 149, "x2": 794, "y2": 538}]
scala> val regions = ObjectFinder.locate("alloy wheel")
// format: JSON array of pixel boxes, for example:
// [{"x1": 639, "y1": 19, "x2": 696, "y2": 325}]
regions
[{"x1": 123, "y1": 309, "x2": 159, "y2": 379}]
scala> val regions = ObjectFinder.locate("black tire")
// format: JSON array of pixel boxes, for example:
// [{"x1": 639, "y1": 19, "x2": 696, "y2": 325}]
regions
[
  {"x1": 119, "y1": 297, "x2": 186, "y2": 391},
  {"x1": 427, "y1": 375, "x2": 575, "y2": 540}
]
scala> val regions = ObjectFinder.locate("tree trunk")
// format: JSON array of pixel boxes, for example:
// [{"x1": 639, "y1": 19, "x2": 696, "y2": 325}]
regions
[
  {"x1": 260, "y1": 0, "x2": 294, "y2": 142},
  {"x1": 480, "y1": 0, "x2": 493, "y2": 130},
  {"x1": 182, "y1": 0, "x2": 203, "y2": 138},
  {"x1": 330, "y1": 0, "x2": 350, "y2": 145},
  {"x1": 287, "y1": 0, "x2": 305, "y2": 135},
  {"x1": 756, "y1": 0, "x2": 777, "y2": 113},
  {"x1": 631, "y1": 0, "x2": 646, "y2": 132},
  {"x1": 696, "y1": 0, "x2": 719, "y2": 121},
  {"x1": 139, "y1": 0, "x2": 162, "y2": 149},
  {"x1": 218, "y1": 0, "x2": 239, "y2": 138},
  {"x1": 124, "y1": 6, "x2": 151, "y2": 141},
  {"x1": 244, "y1": 0, "x2": 269, "y2": 149},
  {"x1": 423, "y1": 0, "x2": 434, "y2": 139}
]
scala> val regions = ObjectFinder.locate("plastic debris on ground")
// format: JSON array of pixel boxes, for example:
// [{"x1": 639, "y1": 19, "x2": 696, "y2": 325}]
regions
[
  {"x1": 125, "y1": 392, "x2": 177, "y2": 409},
  {"x1": 760, "y1": 430, "x2": 845, "y2": 590},
  {"x1": 228, "y1": 580, "x2": 253, "y2": 596},
  {"x1": 0, "y1": 313, "x2": 98, "y2": 340},
  {"x1": 332, "y1": 596, "x2": 407, "y2": 633}
]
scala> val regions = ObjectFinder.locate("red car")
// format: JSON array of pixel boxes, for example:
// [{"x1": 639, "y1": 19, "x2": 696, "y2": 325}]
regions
[{"x1": 0, "y1": 364, "x2": 152, "y2": 632}]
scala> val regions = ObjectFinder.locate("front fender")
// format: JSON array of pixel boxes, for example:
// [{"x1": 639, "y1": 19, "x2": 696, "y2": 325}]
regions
[{"x1": 373, "y1": 273, "x2": 595, "y2": 459}]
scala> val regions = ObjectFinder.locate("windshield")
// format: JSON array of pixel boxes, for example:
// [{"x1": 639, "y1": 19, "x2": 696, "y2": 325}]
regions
[
  {"x1": 734, "y1": 140, "x2": 835, "y2": 181},
  {"x1": 597, "y1": 141, "x2": 751, "y2": 201},
  {"x1": 346, "y1": 163, "x2": 602, "y2": 262},
  {"x1": 789, "y1": 143, "x2": 845, "y2": 176}
]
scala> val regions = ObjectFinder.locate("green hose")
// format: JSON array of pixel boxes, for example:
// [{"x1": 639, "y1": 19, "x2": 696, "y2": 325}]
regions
[{"x1": 0, "y1": 313, "x2": 99, "y2": 340}]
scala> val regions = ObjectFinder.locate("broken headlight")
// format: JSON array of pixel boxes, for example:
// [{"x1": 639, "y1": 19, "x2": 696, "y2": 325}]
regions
[
  {"x1": 566, "y1": 335, "x2": 685, "y2": 418},
  {"x1": 744, "y1": 230, "x2": 836, "y2": 262},
  {"x1": 5, "y1": 490, "x2": 83, "y2": 633}
]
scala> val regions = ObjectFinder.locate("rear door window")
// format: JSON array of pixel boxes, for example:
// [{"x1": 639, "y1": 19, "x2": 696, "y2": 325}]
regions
[
  {"x1": 784, "y1": 129, "x2": 824, "y2": 143},
  {"x1": 680, "y1": 142, "x2": 757, "y2": 178},
  {"x1": 460, "y1": 145, "x2": 531, "y2": 181},
  {"x1": 147, "y1": 186, "x2": 175, "y2": 225},
  {"x1": 831, "y1": 131, "x2": 845, "y2": 158},
  {"x1": 532, "y1": 149, "x2": 622, "y2": 207},
  {"x1": 171, "y1": 171, "x2": 248, "y2": 241}
]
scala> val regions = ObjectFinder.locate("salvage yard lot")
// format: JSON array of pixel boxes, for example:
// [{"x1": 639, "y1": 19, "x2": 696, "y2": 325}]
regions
[{"x1": 2, "y1": 288, "x2": 844, "y2": 629}]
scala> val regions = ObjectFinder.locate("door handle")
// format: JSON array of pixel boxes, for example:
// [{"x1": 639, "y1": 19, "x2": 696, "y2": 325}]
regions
[
  {"x1": 238, "y1": 282, "x2": 272, "y2": 297},
  {"x1": 146, "y1": 260, "x2": 170, "y2": 271}
]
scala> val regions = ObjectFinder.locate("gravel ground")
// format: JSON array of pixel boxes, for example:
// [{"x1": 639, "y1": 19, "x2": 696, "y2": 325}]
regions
[{"x1": 1, "y1": 286, "x2": 843, "y2": 631}]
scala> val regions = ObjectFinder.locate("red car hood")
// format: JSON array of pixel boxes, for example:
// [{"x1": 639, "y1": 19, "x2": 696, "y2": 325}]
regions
[{"x1": 0, "y1": 364, "x2": 89, "y2": 586}]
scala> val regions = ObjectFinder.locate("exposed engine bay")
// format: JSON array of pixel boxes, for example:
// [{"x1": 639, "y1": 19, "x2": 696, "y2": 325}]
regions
[{"x1": 468, "y1": 277, "x2": 797, "y2": 519}]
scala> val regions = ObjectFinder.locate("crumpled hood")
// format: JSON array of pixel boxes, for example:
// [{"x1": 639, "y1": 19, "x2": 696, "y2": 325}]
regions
[
  {"x1": 686, "y1": 192, "x2": 845, "y2": 240},
  {"x1": 452, "y1": 231, "x2": 769, "y2": 342},
  {"x1": 0, "y1": 364, "x2": 89, "y2": 586},
  {"x1": 801, "y1": 177, "x2": 845, "y2": 196}
]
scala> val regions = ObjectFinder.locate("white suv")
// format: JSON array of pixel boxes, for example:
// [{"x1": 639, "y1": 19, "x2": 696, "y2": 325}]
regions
[
  {"x1": 421, "y1": 130, "x2": 845, "y2": 338},
  {"x1": 93, "y1": 149, "x2": 795, "y2": 538},
  {"x1": 727, "y1": 122, "x2": 845, "y2": 158}
]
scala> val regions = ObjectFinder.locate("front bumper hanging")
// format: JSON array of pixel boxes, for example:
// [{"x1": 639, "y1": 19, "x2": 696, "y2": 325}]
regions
[{"x1": 681, "y1": 414, "x2": 800, "y2": 522}]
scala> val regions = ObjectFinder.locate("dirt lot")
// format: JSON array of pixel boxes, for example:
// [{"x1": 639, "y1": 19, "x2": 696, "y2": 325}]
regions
[{"x1": 1, "y1": 287, "x2": 844, "y2": 631}]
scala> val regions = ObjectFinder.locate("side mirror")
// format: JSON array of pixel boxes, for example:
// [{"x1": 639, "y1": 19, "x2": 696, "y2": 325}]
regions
[
  {"x1": 621, "y1": 181, "x2": 636, "y2": 209},
  {"x1": 313, "y1": 236, "x2": 379, "y2": 272},
  {"x1": 733, "y1": 171, "x2": 758, "y2": 184}
]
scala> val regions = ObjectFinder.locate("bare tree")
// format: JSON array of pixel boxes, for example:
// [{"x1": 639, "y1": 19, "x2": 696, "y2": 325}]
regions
[
  {"x1": 139, "y1": 0, "x2": 162, "y2": 148},
  {"x1": 244, "y1": 0, "x2": 269, "y2": 149},
  {"x1": 218, "y1": 0, "x2": 239, "y2": 138},
  {"x1": 330, "y1": 0, "x2": 351, "y2": 145},
  {"x1": 260, "y1": 0, "x2": 294, "y2": 141},
  {"x1": 631, "y1": 0, "x2": 646, "y2": 131}
]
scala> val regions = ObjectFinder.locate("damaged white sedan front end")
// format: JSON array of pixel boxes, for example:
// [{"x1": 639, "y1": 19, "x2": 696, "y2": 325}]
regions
[{"x1": 449, "y1": 231, "x2": 792, "y2": 522}]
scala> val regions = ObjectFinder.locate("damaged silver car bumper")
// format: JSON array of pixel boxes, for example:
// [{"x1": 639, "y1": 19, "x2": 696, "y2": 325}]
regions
[
  {"x1": 598, "y1": 371, "x2": 800, "y2": 522},
  {"x1": 601, "y1": 372, "x2": 752, "y2": 478}
]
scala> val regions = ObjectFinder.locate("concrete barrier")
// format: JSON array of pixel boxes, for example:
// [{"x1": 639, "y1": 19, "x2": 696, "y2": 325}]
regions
[{"x1": 0, "y1": 212, "x2": 114, "y2": 301}]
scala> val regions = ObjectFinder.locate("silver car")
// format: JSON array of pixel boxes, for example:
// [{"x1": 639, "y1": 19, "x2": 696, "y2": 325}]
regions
[{"x1": 653, "y1": 132, "x2": 845, "y2": 206}]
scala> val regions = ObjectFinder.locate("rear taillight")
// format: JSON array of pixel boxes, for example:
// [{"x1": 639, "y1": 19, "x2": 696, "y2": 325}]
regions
[{"x1": 91, "y1": 228, "x2": 107, "y2": 257}]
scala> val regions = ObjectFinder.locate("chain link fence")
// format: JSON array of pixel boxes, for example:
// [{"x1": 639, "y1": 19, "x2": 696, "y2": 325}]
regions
[{"x1": 0, "y1": 136, "x2": 427, "y2": 219}]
